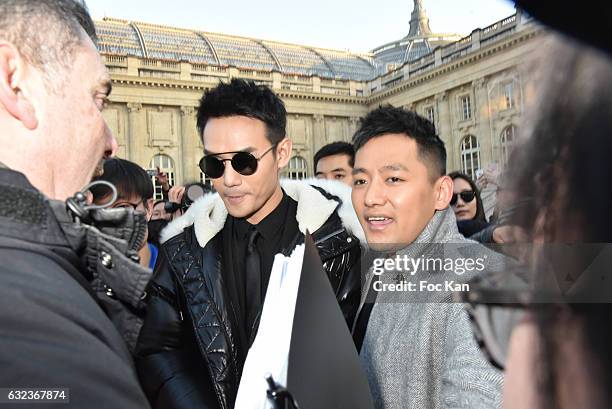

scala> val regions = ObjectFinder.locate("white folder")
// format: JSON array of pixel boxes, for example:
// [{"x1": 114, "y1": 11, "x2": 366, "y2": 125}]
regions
[{"x1": 234, "y1": 244, "x2": 305, "y2": 409}]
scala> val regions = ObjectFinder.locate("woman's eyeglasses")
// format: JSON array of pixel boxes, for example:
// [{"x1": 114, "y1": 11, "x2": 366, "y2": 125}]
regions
[
  {"x1": 199, "y1": 144, "x2": 277, "y2": 179},
  {"x1": 451, "y1": 190, "x2": 476, "y2": 206}
]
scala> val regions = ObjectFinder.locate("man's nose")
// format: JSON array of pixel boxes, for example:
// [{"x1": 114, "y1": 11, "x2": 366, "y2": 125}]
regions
[
  {"x1": 104, "y1": 122, "x2": 118, "y2": 158},
  {"x1": 223, "y1": 161, "x2": 241, "y2": 187},
  {"x1": 364, "y1": 179, "x2": 386, "y2": 207}
]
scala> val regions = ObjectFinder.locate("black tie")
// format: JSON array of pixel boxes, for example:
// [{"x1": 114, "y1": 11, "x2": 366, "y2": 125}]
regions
[{"x1": 245, "y1": 228, "x2": 261, "y2": 340}]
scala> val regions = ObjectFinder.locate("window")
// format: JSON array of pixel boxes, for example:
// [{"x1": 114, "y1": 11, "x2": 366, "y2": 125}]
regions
[
  {"x1": 460, "y1": 95, "x2": 472, "y2": 120},
  {"x1": 460, "y1": 135, "x2": 481, "y2": 180},
  {"x1": 199, "y1": 172, "x2": 214, "y2": 192},
  {"x1": 504, "y1": 82, "x2": 514, "y2": 109},
  {"x1": 500, "y1": 125, "x2": 516, "y2": 164},
  {"x1": 286, "y1": 156, "x2": 308, "y2": 180},
  {"x1": 425, "y1": 106, "x2": 435, "y2": 125},
  {"x1": 149, "y1": 154, "x2": 175, "y2": 200}
]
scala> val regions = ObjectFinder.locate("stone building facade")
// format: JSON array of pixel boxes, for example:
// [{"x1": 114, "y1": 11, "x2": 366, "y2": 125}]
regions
[{"x1": 97, "y1": 4, "x2": 543, "y2": 197}]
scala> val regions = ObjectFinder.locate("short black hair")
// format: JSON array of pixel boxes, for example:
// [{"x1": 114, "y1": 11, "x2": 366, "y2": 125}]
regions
[
  {"x1": 0, "y1": 0, "x2": 97, "y2": 87},
  {"x1": 314, "y1": 142, "x2": 355, "y2": 173},
  {"x1": 196, "y1": 78, "x2": 287, "y2": 145},
  {"x1": 352, "y1": 105, "x2": 446, "y2": 180},
  {"x1": 90, "y1": 158, "x2": 154, "y2": 203}
]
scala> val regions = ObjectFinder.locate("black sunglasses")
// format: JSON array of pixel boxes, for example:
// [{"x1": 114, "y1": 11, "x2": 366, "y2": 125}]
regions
[
  {"x1": 451, "y1": 190, "x2": 476, "y2": 206},
  {"x1": 199, "y1": 144, "x2": 277, "y2": 179}
]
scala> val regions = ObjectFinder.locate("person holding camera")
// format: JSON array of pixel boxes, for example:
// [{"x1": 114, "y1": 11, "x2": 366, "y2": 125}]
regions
[
  {"x1": 160, "y1": 182, "x2": 209, "y2": 219},
  {"x1": 469, "y1": 168, "x2": 528, "y2": 247},
  {"x1": 153, "y1": 167, "x2": 172, "y2": 201}
]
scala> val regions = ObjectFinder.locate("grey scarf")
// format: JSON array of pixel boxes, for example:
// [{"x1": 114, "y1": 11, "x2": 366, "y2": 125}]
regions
[{"x1": 359, "y1": 208, "x2": 505, "y2": 409}]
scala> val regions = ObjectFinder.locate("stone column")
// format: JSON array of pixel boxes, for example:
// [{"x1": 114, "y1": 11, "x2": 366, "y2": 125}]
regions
[
  {"x1": 473, "y1": 78, "x2": 493, "y2": 168},
  {"x1": 313, "y1": 114, "x2": 326, "y2": 152},
  {"x1": 435, "y1": 92, "x2": 455, "y2": 171},
  {"x1": 348, "y1": 116, "x2": 360, "y2": 140},
  {"x1": 180, "y1": 106, "x2": 198, "y2": 183},
  {"x1": 126, "y1": 102, "x2": 142, "y2": 164}
]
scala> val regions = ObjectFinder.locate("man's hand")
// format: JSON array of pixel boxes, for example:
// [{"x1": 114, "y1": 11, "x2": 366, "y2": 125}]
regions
[
  {"x1": 155, "y1": 167, "x2": 170, "y2": 192},
  {"x1": 168, "y1": 186, "x2": 185, "y2": 205},
  {"x1": 492, "y1": 225, "x2": 530, "y2": 262},
  {"x1": 477, "y1": 162, "x2": 501, "y2": 189},
  {"x1": 168, "y1": 186, "x2": 185, "y2": 220},
  {"x1": 492, "y1": 225, "x2": 527, "y2": 244}
]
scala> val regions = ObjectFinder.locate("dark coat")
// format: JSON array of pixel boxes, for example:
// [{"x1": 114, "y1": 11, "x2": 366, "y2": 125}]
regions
[
  {"x1": 0, "y1": 168, "x2": 150, "y2": 408},
  {"x1": 135, "y1": 180, "x2": 363, "y2": 409}
]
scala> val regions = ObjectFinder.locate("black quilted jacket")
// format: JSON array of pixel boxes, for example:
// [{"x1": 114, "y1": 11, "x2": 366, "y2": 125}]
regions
[{"x1": 135, "y1": 194, "x2": 361, "y2": 409}]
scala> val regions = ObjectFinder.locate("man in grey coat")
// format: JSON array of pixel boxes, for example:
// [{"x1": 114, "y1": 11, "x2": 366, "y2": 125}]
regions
[{"x1": 351, "y1": 106, "x2": 504, "y2": 408}]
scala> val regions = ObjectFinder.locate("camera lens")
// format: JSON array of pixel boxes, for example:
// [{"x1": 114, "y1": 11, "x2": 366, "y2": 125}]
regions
[{"x1": 186, "y1": 184, "x2": 205, "y2": 202}]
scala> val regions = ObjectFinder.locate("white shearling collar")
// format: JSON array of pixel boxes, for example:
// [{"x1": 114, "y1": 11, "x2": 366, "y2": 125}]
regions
[{"x1": 160, "y1": 178, "x2": 364, "y2": 248}]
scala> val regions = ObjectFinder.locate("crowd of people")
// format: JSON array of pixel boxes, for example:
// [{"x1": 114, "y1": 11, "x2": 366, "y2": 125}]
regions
[{"x1": 0, "y1": 1, "x2": 611, "y2": 408}]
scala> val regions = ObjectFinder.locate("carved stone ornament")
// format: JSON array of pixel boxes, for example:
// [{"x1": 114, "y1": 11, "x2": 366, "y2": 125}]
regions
[{"x1": 127, "y1": 102, "x2": 142, "y2": 113}]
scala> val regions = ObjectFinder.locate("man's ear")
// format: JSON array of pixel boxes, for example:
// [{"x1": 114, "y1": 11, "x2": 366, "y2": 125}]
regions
[
  {"x1": 145, "y1": 198, "x2": 154, "y2": 221},
  {"x1": 434, "y1": 175, "x2": 454, "y2": 211},
  {"x1": 275, "y1": 137, "x2": 293, "y2": 169},
  {"x1": 0, "y1": 42, "x2": 38, "y2": 130}
]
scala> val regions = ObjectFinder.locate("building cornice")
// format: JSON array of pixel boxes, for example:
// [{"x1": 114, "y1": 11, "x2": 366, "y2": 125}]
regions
[
  {"x1": 109, "y1": 75, "x2": 366, "y2": 105},
  {"x1": 105, "y1": 25, "x2": 542, "y2": 108},
  {"x1": 367, "y1": 26, "x2": 544, "y2": 103}
]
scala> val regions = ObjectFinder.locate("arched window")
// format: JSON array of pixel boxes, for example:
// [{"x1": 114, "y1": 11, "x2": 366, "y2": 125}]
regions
[
  {"x1": 460, "y1": 135, "x2": 481, "y2": 180},
  {"x1": 500, "y1": 125, "x2": 516, "y2": 165},
  {"x1": 149, "y1": 154, "x2": 175, "y2": 200},
  {"x1": 286, "y1": 156, "x2": 308, "y2": 180}
]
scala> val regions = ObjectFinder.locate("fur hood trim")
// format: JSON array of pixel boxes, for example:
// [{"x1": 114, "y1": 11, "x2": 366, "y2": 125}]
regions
[{"x1": 160, "y1": 178, "x2": 365, "y2": 248}]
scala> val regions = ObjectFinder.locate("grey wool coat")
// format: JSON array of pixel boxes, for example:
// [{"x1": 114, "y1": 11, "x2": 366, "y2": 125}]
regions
[{"x1": 359, "y1": 208, "x2": 505, "y2": 409}]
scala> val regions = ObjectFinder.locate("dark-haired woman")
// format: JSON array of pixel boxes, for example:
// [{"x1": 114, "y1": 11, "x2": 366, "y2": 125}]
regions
[{"x1": 448, "y1": 171, "x2": 488, "y2": 237}]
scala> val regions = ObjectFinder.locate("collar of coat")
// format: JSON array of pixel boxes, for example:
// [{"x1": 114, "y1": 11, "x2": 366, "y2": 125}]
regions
[{"x1": 160, "y1": 178, "x2": 365, "y2": 248}]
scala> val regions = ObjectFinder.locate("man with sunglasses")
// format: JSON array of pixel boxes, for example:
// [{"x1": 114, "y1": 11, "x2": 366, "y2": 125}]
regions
[{"x1": 135, "y1": 79, "x2": 362, "y2": 409}]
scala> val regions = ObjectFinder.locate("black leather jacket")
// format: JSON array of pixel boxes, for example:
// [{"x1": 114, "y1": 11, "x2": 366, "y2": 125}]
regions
[
  {"x1": 135, "y1": 187, "x2": 361, "y2": 409},
  {"x1": 0, "y1": 168, "x2": 150, "y2": 408}
]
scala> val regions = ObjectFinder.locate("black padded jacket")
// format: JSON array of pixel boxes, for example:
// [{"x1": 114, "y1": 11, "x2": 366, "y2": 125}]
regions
[{"x1": 135, "y1": 183, "x2": 361, "y2": 409}]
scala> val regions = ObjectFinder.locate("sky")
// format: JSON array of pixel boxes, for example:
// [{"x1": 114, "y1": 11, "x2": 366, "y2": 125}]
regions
[{"x1": 85, "y1": 0, "x2": 516, "y2": 53}]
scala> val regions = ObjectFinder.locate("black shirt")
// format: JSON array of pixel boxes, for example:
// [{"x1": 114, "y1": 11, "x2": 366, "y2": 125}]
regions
[{"x1": 221, "y1": 190, "x2": 299, "y2": 360}]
